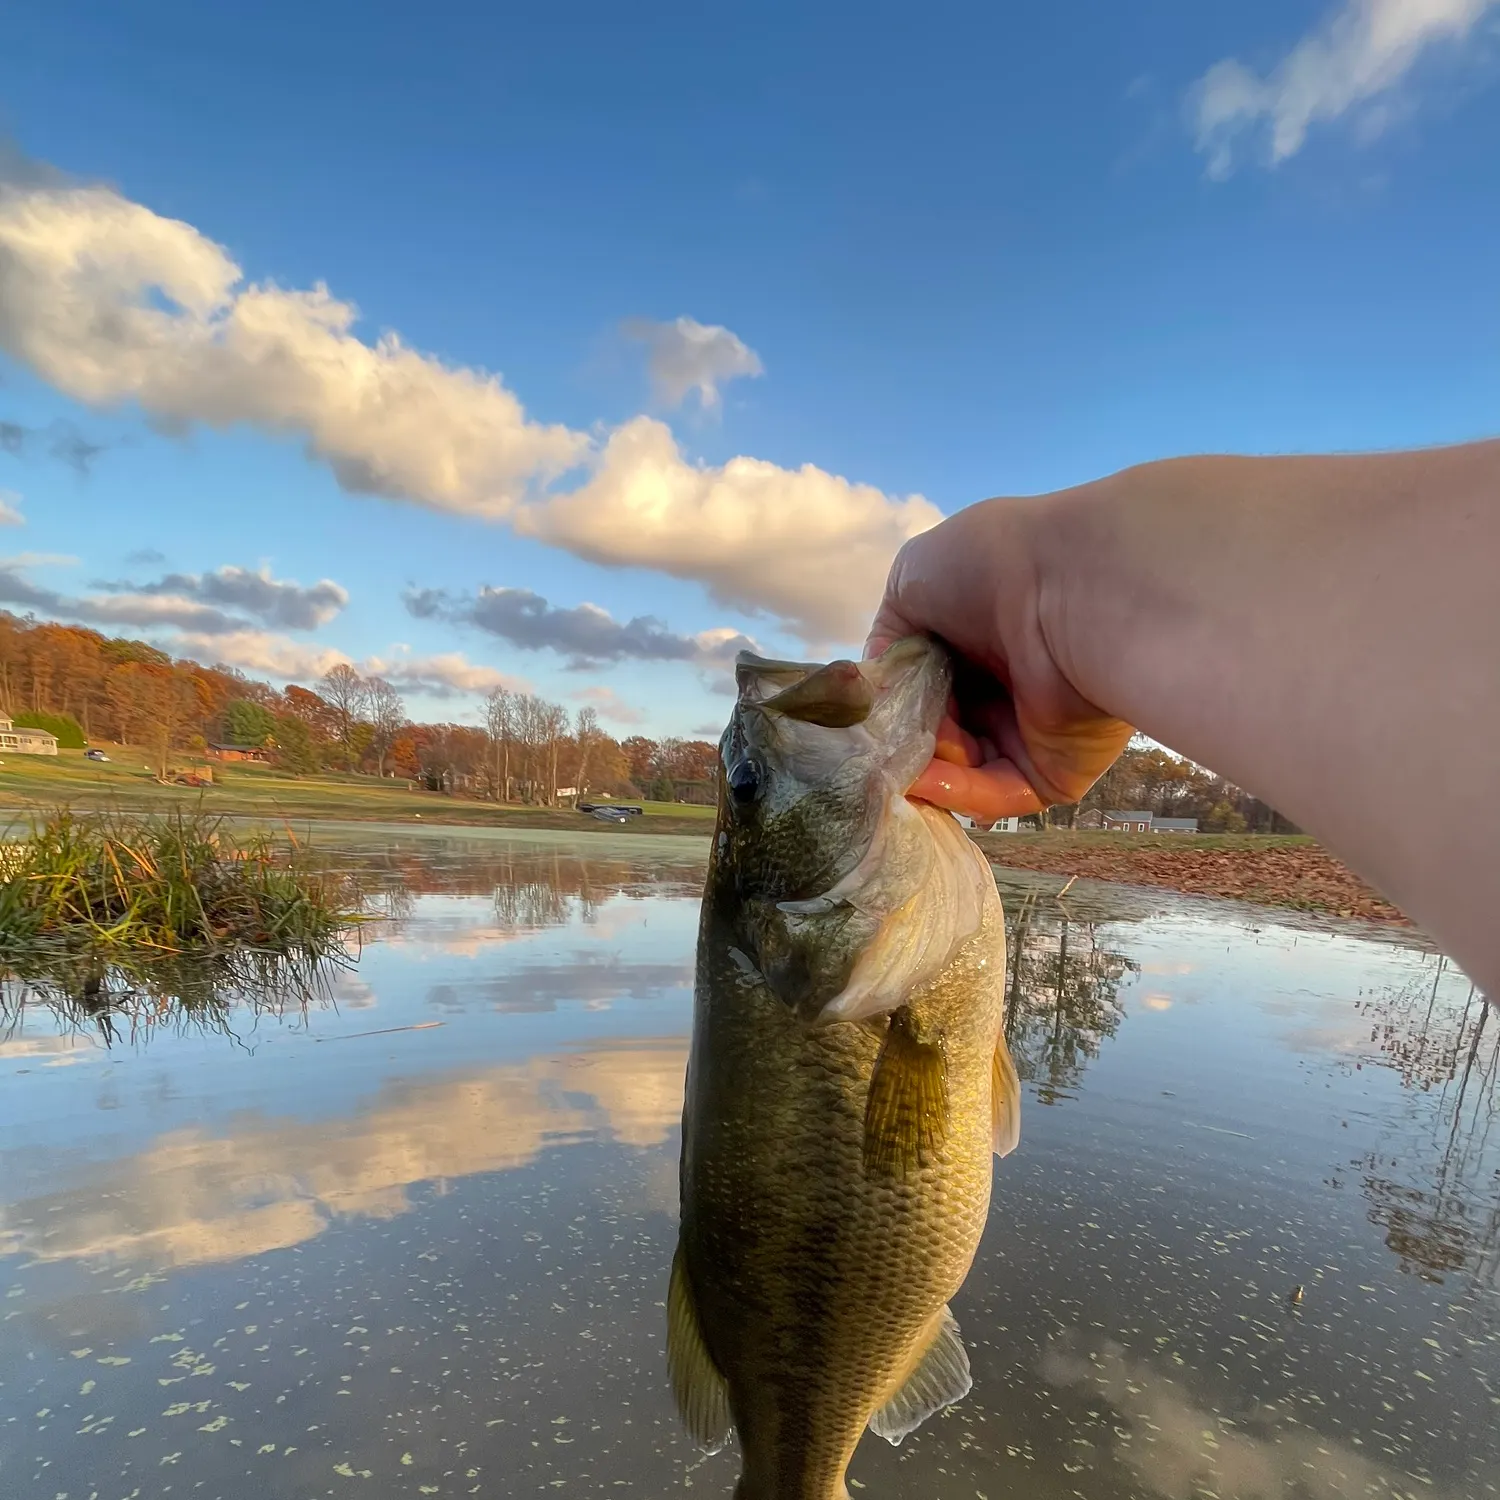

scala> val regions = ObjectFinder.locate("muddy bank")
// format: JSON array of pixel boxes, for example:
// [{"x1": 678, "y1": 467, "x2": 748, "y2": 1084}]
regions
[{"x1": 971, "y1": 831, "x2": 1405, "y2": 923}]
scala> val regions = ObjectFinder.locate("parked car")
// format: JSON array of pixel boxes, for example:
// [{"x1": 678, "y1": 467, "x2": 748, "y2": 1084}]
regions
[
  {"x1": 84, "y1": 749, "x2": 110, "y2": 762},
  {"x1": 589, "y1": 807, "x2": 632, "y2": 823}
]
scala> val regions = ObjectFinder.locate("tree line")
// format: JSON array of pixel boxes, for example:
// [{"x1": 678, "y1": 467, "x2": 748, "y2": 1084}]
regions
[
  {"x1": 0, "y1": 611, "x2": 719, "y2": 800},
  {"x1": 1063, "y1": 735, "x2": 1297, "y2": 834},
  {"x1": 2, "y1": 610, "x2": 1289, "y2": 823}
]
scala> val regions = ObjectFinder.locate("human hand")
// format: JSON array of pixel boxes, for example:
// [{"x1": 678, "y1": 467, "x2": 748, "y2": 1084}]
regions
[{"x1": 865, "y1": 494, "x2": 1134, "y2": 822}]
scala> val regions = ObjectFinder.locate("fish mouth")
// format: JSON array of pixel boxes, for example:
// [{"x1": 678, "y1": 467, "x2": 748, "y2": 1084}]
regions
[{"x1": 733, "y1": 635, "x2": 948, "y2": 768}]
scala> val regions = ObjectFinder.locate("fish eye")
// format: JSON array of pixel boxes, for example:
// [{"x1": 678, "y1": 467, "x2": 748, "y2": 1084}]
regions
[{"x1": 727, "y1": 756, "x2": 764, "y2": 806}]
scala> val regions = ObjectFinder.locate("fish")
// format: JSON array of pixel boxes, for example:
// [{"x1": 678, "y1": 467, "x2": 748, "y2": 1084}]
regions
[{"x1": 669, "y1": 634, "x2": 1021, "y2": 1500}]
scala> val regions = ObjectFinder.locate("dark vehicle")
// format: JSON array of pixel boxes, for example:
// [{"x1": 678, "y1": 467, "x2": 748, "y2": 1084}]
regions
[
  {"x1": 589, "y1": 807, "x2": 632, "y2": 823},
  {"x1": 577, "y1": 802, "x2": 644, "y2": 817},
  {"x1": 84, "y1": 749, "x2": 110, "y2": 762}
]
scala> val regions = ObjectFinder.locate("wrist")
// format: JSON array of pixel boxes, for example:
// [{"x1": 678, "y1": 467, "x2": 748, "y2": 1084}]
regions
[{"x1": 1026, "y1": 464, "x2": 1161, "y2": 726}]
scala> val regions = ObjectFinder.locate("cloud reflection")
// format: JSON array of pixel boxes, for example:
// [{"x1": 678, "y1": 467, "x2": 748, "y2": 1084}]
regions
[
  {"x1": 1039, "y1": 1333, "x2": 1456, "y2": 1499},
  {"x1": 0, "y1": 1039, "x2": 686, "y2": 1271}
]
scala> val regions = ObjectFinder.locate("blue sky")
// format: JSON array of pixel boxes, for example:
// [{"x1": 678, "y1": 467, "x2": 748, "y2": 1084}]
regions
[{"x1": 1, "y1": 0, "x2": 1497, "y2": 736}]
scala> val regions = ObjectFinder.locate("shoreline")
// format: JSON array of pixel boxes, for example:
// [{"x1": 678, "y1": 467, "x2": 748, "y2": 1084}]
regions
[
  {"x1": 973, "y1": 830, "x2": 1406, "y2": 925},
  {"x1": 2, "y1": 795, "x2": 1404, "y2": 926}
]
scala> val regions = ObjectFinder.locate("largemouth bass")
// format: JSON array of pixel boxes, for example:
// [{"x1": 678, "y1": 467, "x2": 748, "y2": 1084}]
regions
[{"x1": 669, "y1": 635, "x2": 1021, "y2": 1500}]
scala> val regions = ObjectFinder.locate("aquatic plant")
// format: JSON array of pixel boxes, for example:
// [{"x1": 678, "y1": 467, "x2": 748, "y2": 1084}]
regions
[{"x1": 0, "y1": 808, "x2": 366, "y2": 1035}]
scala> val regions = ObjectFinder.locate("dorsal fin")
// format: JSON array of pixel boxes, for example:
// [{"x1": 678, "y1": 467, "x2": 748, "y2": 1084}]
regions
[
  {"x1": 868, "y1": 1305, "x2": 972, "y2": 1445},
  {"x1": 666, "y1": 1242, "x2": 733, "y2": 1454}
]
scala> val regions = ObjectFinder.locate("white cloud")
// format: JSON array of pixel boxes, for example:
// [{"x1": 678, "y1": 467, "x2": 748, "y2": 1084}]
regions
[
  {"x1": 0, "y1": 180, "x2": 586, "y2": 515},
  {"x1": 361, "y1": 650, "x2": 528, "y2": 698},
  {"x1": 0, "y1": 489, "x2": 22, "y2": 525},
  {"x1": 622, "y1": 315, "x2": 764, "y2": 410},
  {"x1": 168, "y1": 627, "x2": 352, "y2": 680},
  {"x1": 166, "y1": 629, "x2": 524, "y2": 699},
  {"x1": 572, "y1": 685, "x2": 647, "y2": 726},
  {"x1": 520, "y1": 416, "x2": 941, "y2": 644},
  {"x1": 0, "y1": 171, "x2": 937, "y2": 645},
  {"x1": 1191, "y1": 0, "x2": 1499, "y2": 176}
]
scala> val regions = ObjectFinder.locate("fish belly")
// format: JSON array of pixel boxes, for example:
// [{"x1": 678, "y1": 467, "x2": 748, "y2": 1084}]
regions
[{"x1": 681, "y1": 964, "x2": 999, "y2": 1499}]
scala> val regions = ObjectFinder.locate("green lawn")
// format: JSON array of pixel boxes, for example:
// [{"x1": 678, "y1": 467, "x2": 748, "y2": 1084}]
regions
[{"x1": 0, "y1": 744, "x2": 716, "y2": 833}]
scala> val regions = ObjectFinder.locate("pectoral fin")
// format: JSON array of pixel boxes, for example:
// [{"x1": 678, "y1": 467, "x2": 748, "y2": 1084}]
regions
[
  {"x1": 992, "y1": 1032, "x2": 1022, "y2": 1159},
  {"x1": 868, "y1": 1305, "x2": 973, "y2": 1446},
  {"x1": 863, "y1": 1006, "x2": 947, "y2": 1180},
  {"x1": 667, "y1": 1242, "x2": 732, "y2": 1454}
]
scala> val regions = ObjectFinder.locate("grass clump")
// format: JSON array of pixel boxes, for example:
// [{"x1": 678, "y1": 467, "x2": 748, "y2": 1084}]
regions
[{"x1": 0, "y1": 808, "x2": 367, "y2": 1036}]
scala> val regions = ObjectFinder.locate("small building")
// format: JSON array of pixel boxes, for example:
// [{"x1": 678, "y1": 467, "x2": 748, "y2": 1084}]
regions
[
  {"x1": 205, "y1": 742, "x2": 269, "y2": 764},
  {"x1": 954, "y1": 814, "x2": 1023, "y2": 833},
  {"x1": 1153, "y1": 817, "x2": 1199, "y2": 834},
  {"x1": 1102, "y1": 810, "x2": 1154, "y2": 833},
  {"x1": 0, "y1": 715, "x2": 59, "y2": 756}
]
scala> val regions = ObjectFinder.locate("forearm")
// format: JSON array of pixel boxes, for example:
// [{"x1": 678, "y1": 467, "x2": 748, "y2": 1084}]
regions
[{"x1": 1043, "y1": 439, "x2": 1500, "y2": 989}]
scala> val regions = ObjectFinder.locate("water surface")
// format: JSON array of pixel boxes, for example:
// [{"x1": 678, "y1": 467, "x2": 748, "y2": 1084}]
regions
[{"x1": 1, "y1": 830, "x2": 1495, "y2": 1498}]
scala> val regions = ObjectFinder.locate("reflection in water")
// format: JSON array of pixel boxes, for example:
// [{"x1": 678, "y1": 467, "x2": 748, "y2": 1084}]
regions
[
  {"x1": 0, "y1": 1039, "x2": 687, "y2": 1269},
  {"x1": 0, "y1": 947, "x2": 351, "y2": 1050},
  {"x1": 1039, "y1": 1332, "x2": 1461, "y2": 1500},
  {"x1": 1003, "y1": 889, "x2": 1135, "y2": 1103},
  {"x1": 356, "y1": 842, "x2": 704, "y2": 909},
  {"x1": 1349, "y1": 958, "x2": 1500, "y2": 1290},
  {"x1": 0, "y1": 843, "x2": 700, "y2": 1047},
  {"x1": 3, "y1": 834, "x2": 1500, "y2": 1499},
  {"x1": 428, "y1": 957, "x2": 691, "y2": 1015}
]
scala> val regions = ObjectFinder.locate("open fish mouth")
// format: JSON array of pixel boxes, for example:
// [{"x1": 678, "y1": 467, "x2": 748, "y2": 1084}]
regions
[
  {"x1": 726, "y1": 635, "x2": 988, "y2": 1028},
  {"x1": 730, "y1": 634, "x2": 950, "y2": 797}
]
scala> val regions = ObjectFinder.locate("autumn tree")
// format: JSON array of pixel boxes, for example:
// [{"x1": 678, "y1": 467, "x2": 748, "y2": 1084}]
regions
[
  {"x1": 620, "y1": 736, "x2": 656, "y2": 790},
  {"x1": 282, "y1": 684, "x2": 339, "y2": 740},
  {"x1": 133, "y1": 666, "x2": 197, "y2": 778}
]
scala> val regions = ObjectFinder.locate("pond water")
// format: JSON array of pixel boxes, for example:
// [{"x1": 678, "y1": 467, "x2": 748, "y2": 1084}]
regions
[{"x1": 1, "y1": 827, "x2": 1497, "y2": 1499}]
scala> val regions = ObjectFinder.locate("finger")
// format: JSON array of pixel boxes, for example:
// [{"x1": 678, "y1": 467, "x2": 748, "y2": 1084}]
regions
[
  {"x1": 861, "y1": 599, "x2": 917, "y2": 661},
  {"x1": 933, "y1": 714, "x2": 983, "y2": 767},
  {"x1": 907, "y1": 757, "x2": 1045, "y2": 821}
]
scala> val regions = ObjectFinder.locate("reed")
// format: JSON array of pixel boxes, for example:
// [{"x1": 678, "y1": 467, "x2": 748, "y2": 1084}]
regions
[{"x1": 0, "y1": 808, "x2": 366, "y2": 1032}]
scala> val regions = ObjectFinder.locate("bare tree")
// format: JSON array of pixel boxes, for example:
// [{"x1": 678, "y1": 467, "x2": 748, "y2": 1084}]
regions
[
  {"x1": 574, "y1": 705, "x2": 600, "y2": 798},
  {"x1": 543, "y1": 701, "x2": 568, "y2": 804},
  {"x1": 511, "y1": 693, "x2": 545, "y2": 803},
  {"x1": 319, "y1": 664, "x2": 370, "y2": 770},
  {"x1": 485, "y1": 686, "x2": 516, "y2": 802},
  {"x1": 366, "y1": 677, "x2": 405, "y2": 777}
]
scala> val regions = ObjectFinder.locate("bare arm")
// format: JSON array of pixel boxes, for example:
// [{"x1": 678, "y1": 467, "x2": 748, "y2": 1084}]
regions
[{"x1": 867, "y1": 438, "x2": 1500, "y2": 992}]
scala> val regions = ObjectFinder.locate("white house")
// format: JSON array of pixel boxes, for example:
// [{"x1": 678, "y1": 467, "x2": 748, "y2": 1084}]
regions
[
  {"x1": 954, "y1": 814, "x2": 1023, "y2": 833},
  {"x1": 0, "y1": 715, "x2": 59, "y2": 755}
]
